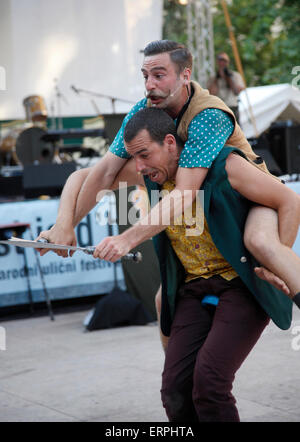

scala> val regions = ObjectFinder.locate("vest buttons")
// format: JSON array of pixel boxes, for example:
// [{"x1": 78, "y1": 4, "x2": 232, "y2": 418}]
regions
[{"x1": 240, "y1": 256, "x2": 247, "y2": 263}]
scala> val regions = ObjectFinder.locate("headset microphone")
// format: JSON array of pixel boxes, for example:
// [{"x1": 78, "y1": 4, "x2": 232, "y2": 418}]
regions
[
  {"x1": 169, "y1": 82, "x2": 185, "y2": 98},
  {"x1": 146, "y1": 79, "x2": 187, "y2": 104}
]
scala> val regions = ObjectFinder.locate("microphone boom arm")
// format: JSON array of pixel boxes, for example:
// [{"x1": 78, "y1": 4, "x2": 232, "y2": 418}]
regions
[{"x1": 70, "y1": 85, "x2": 135, "y2": 113}]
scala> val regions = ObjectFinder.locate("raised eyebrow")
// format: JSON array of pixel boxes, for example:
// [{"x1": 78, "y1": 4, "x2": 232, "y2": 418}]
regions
[{"x1": 141, "y1": 66, "x2": 167, "y2": 74}]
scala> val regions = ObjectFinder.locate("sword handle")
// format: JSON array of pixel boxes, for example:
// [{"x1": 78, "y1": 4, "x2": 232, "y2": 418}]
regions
[
  {"x1": 83, "y1": 248, "x2": 142, "y2": 262},
  {"x1": 122, "y1": 252, "x2": 142, "y2": 263},
  {"x1": 83, "y1": 246, "x2": 96, "y2": 255},
  {"x1": 37, "y1": 238, "x2": 49, "y2": 244}
]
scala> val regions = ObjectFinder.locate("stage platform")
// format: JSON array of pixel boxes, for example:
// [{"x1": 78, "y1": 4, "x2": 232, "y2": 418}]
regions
[{"x1": 0, "y1": 305, "x2": 300, "y2": 422}]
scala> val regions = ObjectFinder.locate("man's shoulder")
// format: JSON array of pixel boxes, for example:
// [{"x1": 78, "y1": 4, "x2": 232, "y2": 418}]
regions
[
  {"x1": 190, "y1": 107, "x2": 233, "y2": 125},
  {"x1": 126, "y1": 98, "x2": 147, "y2": 118}
]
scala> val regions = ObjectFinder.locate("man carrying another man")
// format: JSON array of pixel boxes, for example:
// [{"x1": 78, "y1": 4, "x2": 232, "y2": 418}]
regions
[
  {"x1": 88, "y1": 106, "x2": 297, "y2": 421},
  {"x1": 38, "y1": 39, "x2": 300, "y2": 308}
]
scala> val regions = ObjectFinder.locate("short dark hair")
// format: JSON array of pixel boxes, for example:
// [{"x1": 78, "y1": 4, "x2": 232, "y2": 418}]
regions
[
  {"x1": 143, "y1": 40, "x2": 193, "y2": 74},
  {"x1": 124, "y1": 108, "x2": 184, "y2": 149}
]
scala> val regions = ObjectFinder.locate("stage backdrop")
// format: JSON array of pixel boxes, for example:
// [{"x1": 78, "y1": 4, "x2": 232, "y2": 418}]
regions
[{"x1": 0, "y1": 0, "x2": 163, "y2": 120}]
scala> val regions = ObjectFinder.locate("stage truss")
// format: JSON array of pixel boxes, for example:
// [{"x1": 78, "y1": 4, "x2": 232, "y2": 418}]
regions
[{"x1": 186, "y1": 0, "x2": 215, "y2": 88}]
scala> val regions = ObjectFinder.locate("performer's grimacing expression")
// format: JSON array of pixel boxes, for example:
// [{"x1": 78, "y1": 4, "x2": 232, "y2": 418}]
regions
[
  {"x1": 125, "y1": 129, "x2": 180, "y2": 185},
  {"x1": 142, "y1": 52, "x2": 190, "y2": 117}
]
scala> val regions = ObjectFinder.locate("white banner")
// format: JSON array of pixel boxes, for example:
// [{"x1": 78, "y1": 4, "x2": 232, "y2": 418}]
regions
[{"x1": 0, "y1": 196, "x2": 125, "y2": 307}]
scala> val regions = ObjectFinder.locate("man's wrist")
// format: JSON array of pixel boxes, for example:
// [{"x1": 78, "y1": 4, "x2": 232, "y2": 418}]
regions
[
  {"x1": 121, "y1": 219, "x2": 163, "y2": 251},
  {"x1": 55, "y1": 218, "x2": 75, "y2": 232},
  {"x1": 121, "y1": 225, "x2": 143, "y2": 251}
]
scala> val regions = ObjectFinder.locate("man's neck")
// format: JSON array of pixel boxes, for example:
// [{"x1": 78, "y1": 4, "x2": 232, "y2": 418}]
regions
[{"x1": 166, "y1": 85, "x2": 191, "y2": 119}]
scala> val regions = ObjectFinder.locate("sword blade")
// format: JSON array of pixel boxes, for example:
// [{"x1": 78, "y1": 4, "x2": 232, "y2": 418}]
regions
[
  {"x1": 0, "y1": 238, "x2": 93, "y2": 253},
  {"x1": 0, "y1": 238, "x2": 142, "y2": 261}
]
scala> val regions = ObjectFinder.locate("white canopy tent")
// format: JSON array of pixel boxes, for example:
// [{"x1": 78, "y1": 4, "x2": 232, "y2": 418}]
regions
[{"x1": 239, "y1": 84, "x2": 300, "y2": 139}]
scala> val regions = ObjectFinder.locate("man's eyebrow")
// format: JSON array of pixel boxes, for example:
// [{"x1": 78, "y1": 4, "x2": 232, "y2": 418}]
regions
[
  {"x1": 141, "y1": 66, "x2": 167, "y2": 73},
  {"x1": 132, "y1": 148, "x2": 148, "y2": 156}
]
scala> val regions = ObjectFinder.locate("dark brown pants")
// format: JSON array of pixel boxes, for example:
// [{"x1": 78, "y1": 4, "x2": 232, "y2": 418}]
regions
[{"x1": 161, "y1": 275, "x2": 270, "y2": 422}]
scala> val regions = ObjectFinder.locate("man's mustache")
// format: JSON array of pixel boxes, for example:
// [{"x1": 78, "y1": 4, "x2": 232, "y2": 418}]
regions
[{"x1": 145, "y1": 91, "x2": 169, "y2": 100}]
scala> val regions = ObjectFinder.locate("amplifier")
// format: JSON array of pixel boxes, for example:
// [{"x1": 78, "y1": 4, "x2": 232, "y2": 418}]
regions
[
  {"x1": 268, "y1": 124, "x2": 300, "y2": 175},
  {"x1": 23, "y1": 162, "x2": 77, "y2": 199}
]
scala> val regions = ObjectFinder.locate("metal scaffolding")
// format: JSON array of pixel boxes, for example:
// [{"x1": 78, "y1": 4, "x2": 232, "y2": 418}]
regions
[{"x1": 186, "y1": 0, "x2": 215, "y2": 88}]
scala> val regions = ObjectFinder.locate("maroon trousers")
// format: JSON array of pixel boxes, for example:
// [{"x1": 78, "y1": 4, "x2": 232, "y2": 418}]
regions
[{"x1": 161, "y1": 275, "x2": 270, "y2": 422}]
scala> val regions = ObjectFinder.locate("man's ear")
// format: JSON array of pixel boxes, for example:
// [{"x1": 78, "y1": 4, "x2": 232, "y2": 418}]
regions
[
  {"x1": 164, "y1": 134, "x2": 177, "y2": 152},
  {"x1": 182, "y1": 67, "x2": 191, "y2": 85}
]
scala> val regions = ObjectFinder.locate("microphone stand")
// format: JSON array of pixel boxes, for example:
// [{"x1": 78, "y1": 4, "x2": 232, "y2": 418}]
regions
[
  {"x1": 70, "y1": 85, "x2": 135, "y2": 114},
  {"x1": 54, "y1": 78, "x2": 68, "y2": 131}
]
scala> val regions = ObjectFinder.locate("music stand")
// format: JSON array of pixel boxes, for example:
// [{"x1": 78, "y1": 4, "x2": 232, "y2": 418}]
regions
[{"x1": 0, "y1": 223, "x2": 54, "y2": 320}]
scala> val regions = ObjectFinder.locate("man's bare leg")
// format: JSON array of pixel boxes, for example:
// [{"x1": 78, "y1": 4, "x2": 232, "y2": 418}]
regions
[
  {"x1": 244, "y1": 205, "x2": 300, "y2": 299},
  {"x1": 155, "y1": 286, "x2": 169, "y2": 352}
]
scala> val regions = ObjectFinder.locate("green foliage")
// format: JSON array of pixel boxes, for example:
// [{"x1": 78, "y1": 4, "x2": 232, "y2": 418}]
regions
[{"x1": 163, "y1": 0, "x2": 300, "y2": 86}]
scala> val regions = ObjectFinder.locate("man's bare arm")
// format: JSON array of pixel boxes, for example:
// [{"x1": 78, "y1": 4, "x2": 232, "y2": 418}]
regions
[
  {"x1": 93, "y1": 167, "x2": 209, "y2": 262},
  {"x1": 225, "y1": 153, "x2": 300, "y2": 247},
  {"x1": 37, "y1": 151, "x2": 128, "y2": 256},
  {"x1": 37, "y1": 167, "x2": 91, "y2": 255},
  {"x1": 73, "y1": 151, "x2": 127, "y2": 226},
  {"x1": 56, "y1": 168, "x2": 91, "y2": 229},
  {"x1": 109, "y1": 158, "x2": 144, "y2": 190}
]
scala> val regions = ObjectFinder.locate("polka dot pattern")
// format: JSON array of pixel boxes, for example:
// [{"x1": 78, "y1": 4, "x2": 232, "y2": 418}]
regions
[
  {"x1": 109, "y1": 98, "x2": 147, "y2": 159},
  {"x1": 178, "y1": 108, "x2": 234, "y2": 168},
  {"x1": 109, "y1": 103, "x2": 234, "y2": 168}
]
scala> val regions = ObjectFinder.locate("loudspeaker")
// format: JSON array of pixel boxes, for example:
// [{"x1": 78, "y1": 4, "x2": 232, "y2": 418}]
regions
[
  {"x1": 252, "y1": 148, "x2": 282, "y2": 176},
  {"x1": 268, "y1": 124, "x2": 300, "y2": 175},
  {"x1": 0, "y1": 175, "x2": 24, "y2": 197},
  {"x1": 103, "y1": 114, "x2": 126, "y2": 144},
  {"x1": 248, "y1": 134, "x2": 282, "y2": 176},
  {"x1": 23, "y1": 162, "x2": 77, "y2": 198},
  {"x1": 284, "y1": 126, "x2": 300, "y2": 174}
]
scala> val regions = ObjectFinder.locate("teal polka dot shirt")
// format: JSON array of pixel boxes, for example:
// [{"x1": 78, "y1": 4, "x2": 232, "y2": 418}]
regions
[
  {"x1": 109, "y1": 100, "x2": 234, "y2": 168},
  {"x1": 109, "y1": 99, "x2": 147, "y2": 159},
  {"x1": 178, "y1": 108, "x2": 234, "y2": 168}
]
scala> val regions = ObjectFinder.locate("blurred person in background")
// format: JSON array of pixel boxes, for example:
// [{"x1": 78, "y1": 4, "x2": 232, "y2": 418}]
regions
[{"x1": 208, "y1": 52, "x2": 245, "y2": 123}]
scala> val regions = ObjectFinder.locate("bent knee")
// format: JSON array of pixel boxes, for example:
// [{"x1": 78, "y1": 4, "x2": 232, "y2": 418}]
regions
[{"x1": 244, "y1": 229, "x2": 277, "y2": 258}]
